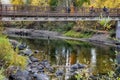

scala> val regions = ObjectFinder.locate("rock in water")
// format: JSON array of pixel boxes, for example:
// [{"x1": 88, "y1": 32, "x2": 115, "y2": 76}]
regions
[
  {"x1": 70, "y1": 63, "x2": 86, "y2": 72},
  {"x1": 22, "y1": 48, "x2": 33, "y2": 56},
  {"x1": 34, "y1": 50, "x2": 39, "y2": 54},
  {"x1": 77, "y1": 63, "x2": 86, "y2": 69},
  {"x1": 29, "y1": 56, "x2": 39, "y2": 62},
  {"x1": 33, "y1": 73, "x2": 49, "y2": 80},
  {"x1": 18, "y1": 43, "x2": 27, "y2": 50},
  {"x1": 56, "y1": 69, "x2": 64, "y2": 76},
  {"x1": 70, "y1": 64, "x2": 78, "y2": 72},
  {"x1": 9, "y1": 39, "x2": 19, "y2": 49},
  {"x1": 15, "y1": 70, "x2": 31, "y2": 80}
]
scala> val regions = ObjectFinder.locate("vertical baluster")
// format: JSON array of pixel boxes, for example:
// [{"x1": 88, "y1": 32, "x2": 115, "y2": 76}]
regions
[
  {"x1": 0, "y1": 4, "x2": 2, "y2": 16},
  {"x1": 29, "y1": 5, "x2": 30, "y2": 16},
  {"x1": 37, "y1": 6, "x2": 38, "y2": 17},
  {"x1": 0, "y1": 4, "x2": 2, "y2": 20},
  {"x1": 84, "y1": 7, "x2": 85, "y2": 17},
  {"x1": 109, "y1": 8, "x2": 111, "y2": 17},
  {"x1": 81, "y1": 7, "x2": 83, "y2": 17},
  {"x1": 13, "y1": 5, "x2": 14, "y2": 15},
  {"x1": 12, "y1": 5, "x2": 14, "y2": 17},
  {"x1": 47, "y1": 6, "x2": 49, "y2": 19},
  {"x1": 82, "y1": 7, "x2": 84, "y2": 17},
  {"x1": 14, "y1": 5, "x2": 16, "y2": 18},
  {"x1": 75, "y1": 7, "x2": 77, "y2": 19},
  {"x1": 119, "y1": 8, "x2": 120, "y2": 17},
  {"x1": 115, "y1": 8, "x2": 117, "y2": 17},
  {"x1": 25, "y1": 5, "x2": 27, "y2": 17},
  {"x1": 79, "y1": 7, "x2": 80, "y2": 17},
  {"x1": 5, "y1": 5, "x2": 7, "y2": 16},
  {"x1": 117, "y1": 8, "x2": 118, "y2": 17},
  {"x1": 18, "y1": 5, "x2": 21, "y2": 16},
  {"x1": 97, "y1": 8, "x2": 100, "y2": 17},
  {"x1": 118, "y1": 8, "x2": 119, "y2": 17},
  {"x1": 35, "y1": 6, "x2": 37, "y2": 17},
  {"x1": 115, "y1": 8, "x2": 116, "y2": 17}
]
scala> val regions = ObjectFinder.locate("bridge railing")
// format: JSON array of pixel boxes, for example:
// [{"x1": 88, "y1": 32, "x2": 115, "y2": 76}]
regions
[{"x1": 0, "y1": 4, "x2": 120, "y2": 17}]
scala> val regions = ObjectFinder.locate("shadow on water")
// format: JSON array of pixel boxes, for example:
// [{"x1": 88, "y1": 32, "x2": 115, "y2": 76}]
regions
[{"x1": 9, "y1": 37, "x2": 116, "y2": 79}]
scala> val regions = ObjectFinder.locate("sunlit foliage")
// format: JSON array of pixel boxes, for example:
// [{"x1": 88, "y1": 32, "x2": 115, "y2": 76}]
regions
[
  {"x1": 49, "y1": 0, "x2": 58, "y2": 6},
  {"x1": 9, "y1": 0, "x2": 120, "y2": 8},
  {"x1": 10, "y1": 0, "x2": 24, "y2": 5},
  {"x1": 90, "y1": 0, "x2": 120, "y2": 8},
  {"x1": 0, "y1": 68, "x2": 5, "y2": 80},
  {"x1": 0, "y1": 36, "x2": 27, "y2": 69},
  {"x1": 73, "y1": 0, "x2": 90, "y2": 7},
  {"x1": 64, "y1": 30, "x2": 93, "y2": 38},
  {"x1": 0, "y1": 22, "x2": 4, "y2": 34},
  {"x1": 24, "y1": 0, "x2": 32, "y2": 5},
  {"x1": 31, "y1": 0, "x2": 50, "y2": 6}
]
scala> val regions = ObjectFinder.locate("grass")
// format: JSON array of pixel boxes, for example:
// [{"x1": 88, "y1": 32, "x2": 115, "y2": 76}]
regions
[
  {"x1": 65, "y1": 40, "x2": 92, "y2": 47},
  {"x1": 71, "y1": 70, "x2": 120, "y2": 80},
  {"x1": 64, "y1": 30, "x2": 93, "y2": 38}
]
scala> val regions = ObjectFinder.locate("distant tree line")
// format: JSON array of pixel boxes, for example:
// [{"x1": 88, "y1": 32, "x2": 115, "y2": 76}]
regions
[{"x1": 9, "y1": 0, "x2": 120, "y2": 8}]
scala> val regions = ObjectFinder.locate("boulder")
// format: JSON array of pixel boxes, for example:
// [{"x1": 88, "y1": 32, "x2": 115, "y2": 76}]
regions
[
  {"x1": 18, "y1": 43, "x2": 27, "y2": 50},
  {"x1": 56, "y1": 69, "x2": 64, "y2": 76},
  {"x1": 29, "y1": 56, "x2": 39, "y2": 62},
  {"x1": 22, "y1": 48, "x2": 33, "y2": 56},
  {"x1": 33, "y1": 73, "x2": 49, "y2": 80}
]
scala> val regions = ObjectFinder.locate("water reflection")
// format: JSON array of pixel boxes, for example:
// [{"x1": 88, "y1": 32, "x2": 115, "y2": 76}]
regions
[
  {"x1": 9, "y1": 37, "x2": 116, "y2": 79},
  {"x1": 90, "y1": 48, "x2": 96, "y2": 75}
]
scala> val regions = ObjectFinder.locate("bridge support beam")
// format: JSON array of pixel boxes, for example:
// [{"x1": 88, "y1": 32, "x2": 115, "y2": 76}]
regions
[{"x1": 116, "y1": 20, "x2": 120, "y2": 39}]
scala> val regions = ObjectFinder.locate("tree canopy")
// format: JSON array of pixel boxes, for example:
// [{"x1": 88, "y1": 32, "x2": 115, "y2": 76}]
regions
[
  {"x1": 73, "y1": 0, "x2": 90, "y2": 7},
  {"x1": 89, "y1": 0, "x2": 120, "y2": 8},
  {"x1": 31, "y1": 0, "x2": 50, "y2": 6},
  {"x1": 49, "y1": 0, "x2": 58, "y2": 6},
  {"x1": 10, "y1": 0, "x2": 24, "y2": 5},
  {"x1": 9, "y1": 0, "x2": 120, "y2": 8}
]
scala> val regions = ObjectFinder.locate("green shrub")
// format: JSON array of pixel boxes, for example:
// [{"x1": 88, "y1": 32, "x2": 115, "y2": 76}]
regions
[
  {"x1": 64, "y1": 30, "x2": 93, "y2": 38},
  {"x1": 49, "y1": 0, "x2": 58, "y2": 6},
  {"x1": 0, "y1": 68, "x2": 5, "y2": 80},
  {"x1": 0, "y1": 36, "x2": 27, "y2": 69},
  {"x1": 98, "y1": 15, "x2": 112, "y2": 30}
]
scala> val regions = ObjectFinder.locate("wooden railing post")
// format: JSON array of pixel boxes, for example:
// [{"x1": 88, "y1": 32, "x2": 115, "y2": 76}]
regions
[
  {"x1": 117, "y1": 8, "x2": 119, "y2": 17},
  {"x1": 116, "y1": 8, "x2": 118, "y2": 17},
  {"x1": 0, "y1": 3, "x2": 2, "y2": 21},
  {"x1": 5, "y1": 5, "x2": 7, "y2": 16}
]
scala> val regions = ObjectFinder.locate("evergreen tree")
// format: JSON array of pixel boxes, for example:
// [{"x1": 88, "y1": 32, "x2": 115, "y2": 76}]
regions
[{"x1": 49, "y1": 0, "x2": 58, "y2": 6}]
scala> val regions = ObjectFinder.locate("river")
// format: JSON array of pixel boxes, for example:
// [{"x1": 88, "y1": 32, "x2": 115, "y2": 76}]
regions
[{"x1": 9, "y1": 37, "x2": 116, "y2": 80}]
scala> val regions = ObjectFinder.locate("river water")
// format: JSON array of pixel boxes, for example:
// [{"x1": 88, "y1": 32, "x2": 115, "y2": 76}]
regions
[{"x1": 9, "y1": 37, "x2": 116, "y2": 79}]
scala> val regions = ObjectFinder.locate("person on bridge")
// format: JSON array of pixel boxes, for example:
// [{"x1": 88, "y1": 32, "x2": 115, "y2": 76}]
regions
[
  {"x1": 89, "y1": 6, "x2": 95, "y2": 14},
  {"x1": 67, "y1": 7, "x2": 71, "y2": 13},
  {"x1": 103, "y1": 6, "x2": 109, "y2": 15}
]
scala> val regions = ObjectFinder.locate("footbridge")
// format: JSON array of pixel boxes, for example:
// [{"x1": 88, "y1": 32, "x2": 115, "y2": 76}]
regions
[{"x1": 0, "y1": 4, "x2": 120, "y2": 21}]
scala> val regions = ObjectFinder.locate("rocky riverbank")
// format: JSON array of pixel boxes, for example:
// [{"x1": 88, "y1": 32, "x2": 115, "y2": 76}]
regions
[
  {"x1": 7, "y1": 39, "x2": 87, "y2": 80},
  {"x1": 7, "y1": 38, "x2": 120, "y2": 80}
]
